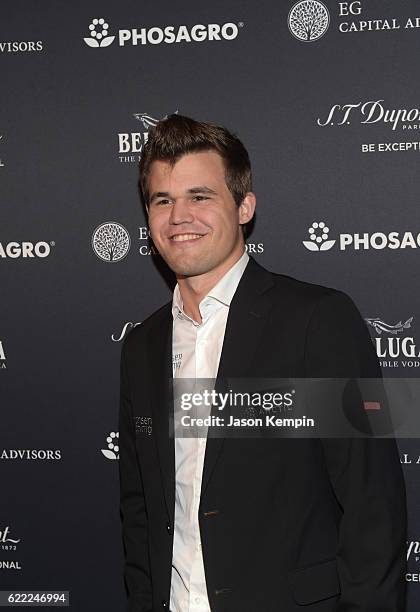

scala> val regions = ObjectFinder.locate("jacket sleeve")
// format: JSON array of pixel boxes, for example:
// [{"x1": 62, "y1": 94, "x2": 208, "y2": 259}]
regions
[
  {"x1": 119, "y1": 336, "x2": 153, "y2": 612},
  {"x1": 304, "y1": 289, "x2": 407, "y2": 612}
]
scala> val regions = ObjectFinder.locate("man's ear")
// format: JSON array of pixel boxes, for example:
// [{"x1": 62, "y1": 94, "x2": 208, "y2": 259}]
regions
[{"x1": 238, "y1": 192, "x2": 256, "y2": 226}]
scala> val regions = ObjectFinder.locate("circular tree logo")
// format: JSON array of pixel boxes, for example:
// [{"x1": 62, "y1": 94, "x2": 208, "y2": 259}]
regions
[
  {"x1": 84, "y1": 18, "x2": 115, "y2": 48},
  {"x1": 288, "y1": 0, "x2": 330, "y2": 42},
  {"x1": 92, "y1": 222, "x2": 131, "y2": 262}
]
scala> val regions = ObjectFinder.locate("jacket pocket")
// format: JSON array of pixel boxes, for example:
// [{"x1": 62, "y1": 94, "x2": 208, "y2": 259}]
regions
[{"x1": 287, "y1": 557, "x2": 341, "y2": 605}]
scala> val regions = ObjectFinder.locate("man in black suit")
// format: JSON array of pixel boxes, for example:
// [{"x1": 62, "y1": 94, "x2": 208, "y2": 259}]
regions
[{"x1": 119, "y1": 114, "x2": 407, "y2": 611}]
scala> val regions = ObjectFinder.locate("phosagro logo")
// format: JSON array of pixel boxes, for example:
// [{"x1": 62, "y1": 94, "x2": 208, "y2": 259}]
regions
[
  {"x1": 303, "y1": 222, "x2": 420, "y2": 252},
  {"x1": 101, "y1": 431, "x2": 119, "y2": 460},
  {"x1": 84, "y1": 18, "x2": 115, "y2": 47},
  {"x1": 288, "y1": 0, "x2": 330, "y2": 42},
  {"x1": 83, "y1": 17, "x2": 241, "y2": 49},
  {"x1": 0, "y1": 241, "x2": 53, "y2": 258},
  {"x1": 366, "y1": 316, "x2": 420, "y2": 369},
  {"x1": 302, "y1": 222, "x2": 335, "y2": 251},
  {"x1": 92, "y1": 222, "x2": 131, "y2": 262}
]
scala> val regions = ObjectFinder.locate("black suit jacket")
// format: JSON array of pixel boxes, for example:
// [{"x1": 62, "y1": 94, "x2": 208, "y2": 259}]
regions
[{"x1": 119, "y1": 255, "x2": 407, "y2": 612}]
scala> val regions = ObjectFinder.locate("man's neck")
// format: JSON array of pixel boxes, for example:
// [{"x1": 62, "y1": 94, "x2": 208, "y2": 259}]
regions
[{"x1": 177, "y1": 246, "x2": 245, "y2": 324}]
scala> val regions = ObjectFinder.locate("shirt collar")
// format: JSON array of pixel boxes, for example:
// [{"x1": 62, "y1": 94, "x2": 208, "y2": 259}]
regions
[{"x1": 171, "y1": 249, "x2": 249, "y2": 320}]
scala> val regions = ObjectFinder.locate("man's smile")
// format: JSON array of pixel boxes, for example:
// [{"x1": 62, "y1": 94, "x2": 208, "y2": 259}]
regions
[{"x1": 169, "y1": 232, "x2": 207, "y2": 244}]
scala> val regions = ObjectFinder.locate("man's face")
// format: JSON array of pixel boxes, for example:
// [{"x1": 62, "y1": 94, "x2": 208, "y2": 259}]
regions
[{"x1": 147, "y1": 150, "x2": 252, "y2": 278}]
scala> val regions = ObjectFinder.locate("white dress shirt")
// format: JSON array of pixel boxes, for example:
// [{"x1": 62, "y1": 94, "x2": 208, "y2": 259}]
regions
[{"x1": 170, "y1": 249, "x2": 249, "y2": 612}]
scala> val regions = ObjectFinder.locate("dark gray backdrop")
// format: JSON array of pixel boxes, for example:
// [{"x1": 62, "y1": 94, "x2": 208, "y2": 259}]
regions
[{"x1": 2, "y1": 0, "x2": 420, "y2": 609}]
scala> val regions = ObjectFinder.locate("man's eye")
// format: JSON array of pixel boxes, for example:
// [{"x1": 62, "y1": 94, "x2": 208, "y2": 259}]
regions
[
  {"x1": 156, "y1": 199, "x2": 172, "y2": 205},
  {"x1": 192, "y1": 195, "x2": 209, "y2": 201}
]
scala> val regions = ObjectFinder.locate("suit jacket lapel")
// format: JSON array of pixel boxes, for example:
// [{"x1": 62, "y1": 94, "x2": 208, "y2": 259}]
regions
[
  {"x1": 147, "y1": 306, "x2": 175, "y2": 524},
  {"x1": 146, "y1": 256, "x2": 275, "y2": 520},
  {"x1": 200, "y1": 256, "x2": 274, "y2": 496}
]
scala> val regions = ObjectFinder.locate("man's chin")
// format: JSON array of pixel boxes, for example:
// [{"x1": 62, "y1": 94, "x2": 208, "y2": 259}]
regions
[
  {"x1": 163, "y1": 254, "x2": 212, "y2": 278},
  {"x1": 171, "y1": 263, "x2": 210, "y2": 278}
]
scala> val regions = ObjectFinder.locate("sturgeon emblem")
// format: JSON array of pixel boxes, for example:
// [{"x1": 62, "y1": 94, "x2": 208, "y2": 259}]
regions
[
  {"x1": 133, "y1": 110, "x2": 179, "y2": 131},
  {"x1": 365, "y1": 317, "x2": 413, "y2": 335}
]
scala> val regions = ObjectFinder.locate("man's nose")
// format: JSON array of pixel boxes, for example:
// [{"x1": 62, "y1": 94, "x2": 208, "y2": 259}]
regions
[{"x1": 169, "y1": 198, "x2": 194, "y2": 225}]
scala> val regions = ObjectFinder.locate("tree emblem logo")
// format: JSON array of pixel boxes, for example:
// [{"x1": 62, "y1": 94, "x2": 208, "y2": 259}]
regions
[
  {"x1": 92, "y1": 222, "x2": 131, "y2": 262},
  {"x1": 288, "y1": 0, "x2": 330, "y2": 42},
  {"x1": 303, "y1": 221, "x2": 336, "y2": 251},
  {"x1": 84, "y1": 18, "x2": 115, "y2": 48},
  {"x1": 101, "y1": 431, "x2": 119, "y2": 460}
]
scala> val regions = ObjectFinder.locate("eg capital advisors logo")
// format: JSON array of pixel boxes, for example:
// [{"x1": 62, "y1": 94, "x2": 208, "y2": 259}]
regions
[
  {"x1": 92, "y1": 222, "x2": 131, "y2": 262},
  {"x1": 288, "y1": 0, "x2": 330, "y2": 42}
]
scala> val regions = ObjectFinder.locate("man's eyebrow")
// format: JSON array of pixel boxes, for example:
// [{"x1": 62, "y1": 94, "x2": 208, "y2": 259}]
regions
[
  {"x1": 149, "y1": 191, "x2": 170, "y2": 203},
  {"x1": 187, "y1": 186, "x2": 217, "y2": 195},
  {"x1": 149, "y1": 186, "x2": 217, "y2": 203}
]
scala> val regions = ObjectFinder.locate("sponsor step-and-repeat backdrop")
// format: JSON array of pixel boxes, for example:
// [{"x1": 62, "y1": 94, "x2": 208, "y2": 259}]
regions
[{"x1": 2, "y1": 0, "x2": 420, "y2": 609}]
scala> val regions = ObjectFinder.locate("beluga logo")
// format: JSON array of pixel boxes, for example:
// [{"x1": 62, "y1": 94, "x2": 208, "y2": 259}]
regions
[
  {"x1": 365, "y1": 317, "x2": 413, "y2": 336},
  {"x1": 118, "y1": 110, "x2": 178, "y2": 161},
  {"x1": 365, "y1": 316, "x2": 420, "y2": 369}
]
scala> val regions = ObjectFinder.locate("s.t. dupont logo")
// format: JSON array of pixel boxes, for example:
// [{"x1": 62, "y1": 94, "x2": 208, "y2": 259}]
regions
[
  {"x1": 0, "y1": 526, "x2": 22, "y2": 570},
  {"x1": 317, "y1": 99, "x2": 420, "y2": 131},
  {"x1": 111, "y1": 322, "x2": 142, "y2": 342},
  {"x1": 101, "y1": 432, "x2": 119, "y2": 460},
  {"x1": 0, "y1": 526, "x2": 20, "y2": 546},
  {"x1": 407, "y1": 540, "x2": 420, "y2": 562},
  {"x1": 92, "y1": 222, "x2": 131, "y2": 262},
  {"x1": 288, "y1": 0, "x2": 330, "y2": 42},
  {"x1": 407, "y1": 539, "x2": 420, "y2": 583}
]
